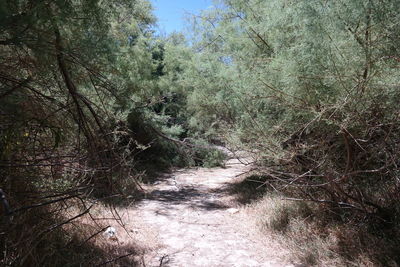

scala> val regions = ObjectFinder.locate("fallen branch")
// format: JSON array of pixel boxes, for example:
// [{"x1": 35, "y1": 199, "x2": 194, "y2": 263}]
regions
[{"x1": 282, "y1": 197, "x2": 365, "y2": 212}]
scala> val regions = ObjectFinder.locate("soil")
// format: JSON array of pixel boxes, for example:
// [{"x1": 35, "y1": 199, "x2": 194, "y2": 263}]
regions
[{"x1": 128, "y1": 156, "x2": 289, "y2": 267}]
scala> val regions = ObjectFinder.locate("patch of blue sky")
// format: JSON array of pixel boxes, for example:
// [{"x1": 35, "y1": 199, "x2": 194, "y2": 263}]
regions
[{"x1": 150, "y1": 0, "x2": 213, "y2": 35}]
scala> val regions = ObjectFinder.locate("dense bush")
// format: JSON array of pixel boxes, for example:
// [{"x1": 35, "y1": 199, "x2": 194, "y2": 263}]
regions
[
  {"x1": 178, "y1": 0, "x2": 400, "y2": 224},
  {"x1": 165, "y1": 0, "x2": 400, "y2": 264},
  {"x1": 0, "y1": 0, "x2": 159, "y2": 265},
  {"x1": 2, "y1": 0, "x2": 399, "y2": 265}
]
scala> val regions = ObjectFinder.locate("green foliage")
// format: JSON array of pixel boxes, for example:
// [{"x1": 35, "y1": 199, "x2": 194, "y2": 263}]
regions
[
  {"x1": 202, "y1": 148, "x2": 226, "y2": 168},
  {"x1": 159, "y1": 0, "x2": 400, "y2": 264},
  {"x1": 2, "y1": 0, "x2": 400, "y2": 264},
  {"x1": 0, "y1": 0, "x2": 164, "y2": 265},
  {"x1": 186, "y1": 140, "x2": 227, "y2": 168}
]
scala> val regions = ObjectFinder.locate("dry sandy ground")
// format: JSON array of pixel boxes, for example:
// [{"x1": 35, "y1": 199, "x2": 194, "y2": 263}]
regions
[{"x1": 123, "y1": 157, "x2": 289, "y2": 267}]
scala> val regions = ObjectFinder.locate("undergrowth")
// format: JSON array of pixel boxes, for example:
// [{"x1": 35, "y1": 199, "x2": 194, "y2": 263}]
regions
[
  {"x1": 1, "y1": 199, "x2": 144, "y2": 266},
  {"x1": 240, "y1": 177, "x2": 400, "y2": 266}
]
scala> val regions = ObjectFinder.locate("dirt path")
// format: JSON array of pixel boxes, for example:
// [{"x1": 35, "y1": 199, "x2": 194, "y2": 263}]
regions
[{"x1": 130, "y1": 157, "x2": 287, "y2": 267}]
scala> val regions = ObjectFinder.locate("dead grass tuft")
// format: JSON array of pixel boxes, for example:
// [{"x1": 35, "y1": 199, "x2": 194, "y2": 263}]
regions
[
  {"x1": 244, "y1": 192, "x2": 400, "y2": 266},
  {"x1": 0, "y1": 198, "x2": 151, "y2": 267},
  {"x1": 225, "y1": 171, "x2": 400, "y2": 266}
]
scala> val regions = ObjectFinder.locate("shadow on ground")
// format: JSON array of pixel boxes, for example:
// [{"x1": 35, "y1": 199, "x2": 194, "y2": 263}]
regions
[
  {"x1": 145, "y1": 185, "x2": 230, "y2": 211},
  {"x1": 212, "y1": 175, "x2": 269, "y2": 204}
]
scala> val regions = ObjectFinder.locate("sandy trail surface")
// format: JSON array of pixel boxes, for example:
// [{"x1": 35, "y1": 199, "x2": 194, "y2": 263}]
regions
[{"x1": 129, "y1": 156, "x2": 287, "y2": 267}]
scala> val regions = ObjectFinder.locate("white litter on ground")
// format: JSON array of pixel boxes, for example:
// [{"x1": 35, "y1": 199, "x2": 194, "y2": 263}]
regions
[{"x1": 103, "y1": 226, "x2": 117, "y2": 238}]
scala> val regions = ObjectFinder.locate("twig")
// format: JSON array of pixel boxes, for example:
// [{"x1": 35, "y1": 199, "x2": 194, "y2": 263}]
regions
[
  {"x1": 159, "y1": 254, "x2": 170, "y2": 267},
  {"x1": 41, "y1": 205, "x2": 93, "y2": 235},
  {"x1": 10, "y1": 194, "x2": 81, "y2": 215},
  {"x1": 95, "y1": 251, "x2": 137, "y2": 266},
  {"x1": 78, "y1": 225, "x2": 110, "y2": 247},
  {"x1": 282, "y1": 197, "x2": 365, "y2": 212}
]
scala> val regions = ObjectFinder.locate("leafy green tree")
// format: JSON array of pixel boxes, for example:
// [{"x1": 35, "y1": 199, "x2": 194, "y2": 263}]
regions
[
  {"x1": 0, "y1": 0, "x2": 161, "y2": 265},
  {"x1": 171, "y1": 0, "x2": 400, "y2": 224}
]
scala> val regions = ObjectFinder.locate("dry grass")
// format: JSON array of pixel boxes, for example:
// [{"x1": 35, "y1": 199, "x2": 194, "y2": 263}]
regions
[
  {"x1": 228, "y1": 174, "x2": 400, "y2": 267},
  {"x1": 1, "y1": 198, "x2": 159, "y2": 267},
  {"x1": 247, "y1": 194, "x2": 400, "y2": 266},
  {"x1": 59, "y1": 202, "x2": 161, "y2": 266}
]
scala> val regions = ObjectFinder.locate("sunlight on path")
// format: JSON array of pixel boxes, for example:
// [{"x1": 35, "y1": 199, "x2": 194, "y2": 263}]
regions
[{"x1": 133, "y1": 156, "x2": 287, "y2": 267}]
